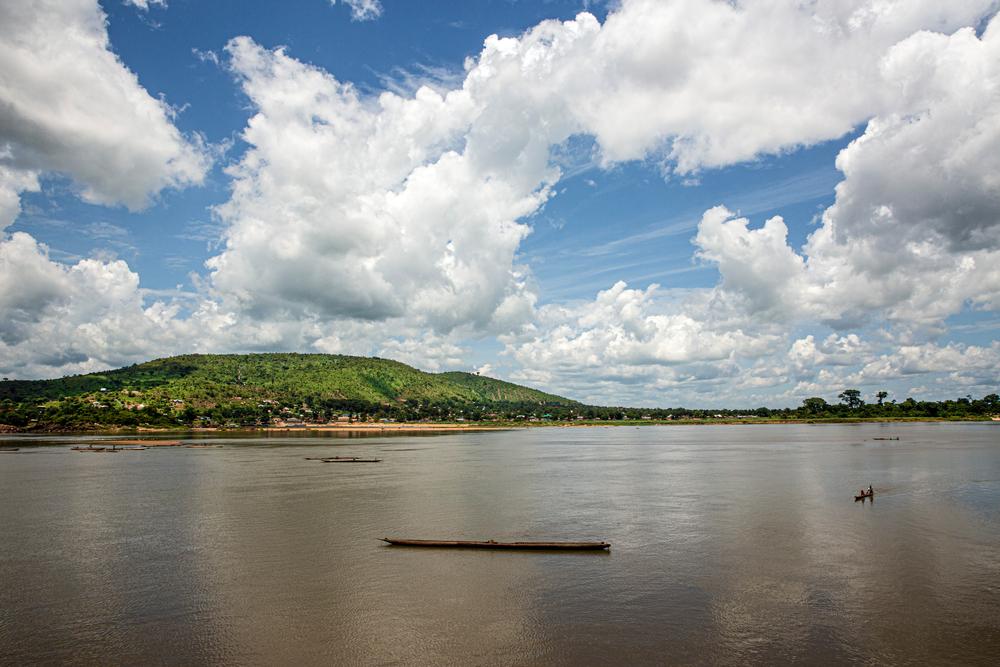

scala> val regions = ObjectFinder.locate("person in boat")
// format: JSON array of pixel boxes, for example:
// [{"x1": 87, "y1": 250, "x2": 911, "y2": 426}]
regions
[{"x1": 868, "y1": 485, "x2": 873, "y2": 495}]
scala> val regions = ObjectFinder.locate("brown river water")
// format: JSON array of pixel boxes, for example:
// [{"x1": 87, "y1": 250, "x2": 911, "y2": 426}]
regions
[{"x1": 1, "y1": 423, "x2": 999, "y2": 665}]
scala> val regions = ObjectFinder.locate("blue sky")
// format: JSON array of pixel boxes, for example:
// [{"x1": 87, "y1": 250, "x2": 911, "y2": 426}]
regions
[{"x1": 1, "y1": 0, "x2": 998, "y2": 407}]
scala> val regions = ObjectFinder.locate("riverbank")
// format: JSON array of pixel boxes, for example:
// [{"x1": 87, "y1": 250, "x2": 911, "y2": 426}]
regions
[{"x1": 3, "y1": 415, "x2": 995, "y2": 434}]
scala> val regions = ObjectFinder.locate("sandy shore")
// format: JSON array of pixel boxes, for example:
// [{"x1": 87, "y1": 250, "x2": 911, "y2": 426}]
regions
[
  {"x1": 104, "y1": 439, "x2": 183, "y2": 446},
  {"x1": 8, "y1": 417, "x2": 992, "y2": 435},
  {"x1": 264, "y1": 423, "x2": 510, "y2": 432}
]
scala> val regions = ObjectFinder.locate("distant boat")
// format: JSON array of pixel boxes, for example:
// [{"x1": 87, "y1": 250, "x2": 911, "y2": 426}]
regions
[
  {"x1": 381, "y1": 538, "x2": 610, "y2": 550},
  {"x1": 324, "y1": 458, "x2": 380, "y2": 463},
  {"x1": 71, "y1": 444, "x2": 145, "y2": 452},
  {"x1": 0, "y1": 447, "x2": 19, "y2": 452},
  {"x1": 855, "y1": 491, "x2": 874, "y2": 501},
  {"x1": 305, "y1": 456, "x2": 362, "y2": 461}
]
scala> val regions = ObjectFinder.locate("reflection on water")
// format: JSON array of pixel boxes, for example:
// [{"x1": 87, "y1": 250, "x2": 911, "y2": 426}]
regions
[{"x1": 1, "y1": 423, "x2": 999, "y2": 664}]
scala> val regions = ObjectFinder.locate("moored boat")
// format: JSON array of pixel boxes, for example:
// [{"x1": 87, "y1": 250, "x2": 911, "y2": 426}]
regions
[
  {"x1": 381, "y1": 538, "x2": 610, "y2": 550},
  {"x1": 305, "y1": 456, "x2": 361, "y2": 461}
]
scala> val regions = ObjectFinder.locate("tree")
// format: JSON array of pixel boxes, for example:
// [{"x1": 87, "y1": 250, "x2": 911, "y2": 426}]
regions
[
  {"x1": 839, "y1": 389, "x2": 863, "y2": 409},
  {"x1": 801, "y1": 397, "x2": 828, "y2": 415},
  {"x1": 876, "y1": 391, "x2": 888, "y2": 406}
]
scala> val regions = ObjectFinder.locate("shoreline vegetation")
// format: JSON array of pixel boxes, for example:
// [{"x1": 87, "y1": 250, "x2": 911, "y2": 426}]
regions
[
  {"x1": 2, "y1": 416, "x2": 997, "y2": 435},
  {"x1": 1, "y1": 353, "x2": 997, "y2": 433}
]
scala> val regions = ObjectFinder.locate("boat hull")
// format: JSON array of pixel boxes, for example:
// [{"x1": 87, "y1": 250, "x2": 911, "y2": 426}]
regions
[{"x1": 381, "y1": 538, "x2": 610, "y2": 550}]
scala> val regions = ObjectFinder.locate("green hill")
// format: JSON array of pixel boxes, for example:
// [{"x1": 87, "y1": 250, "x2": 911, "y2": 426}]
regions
[{"x1": 0, "y1": 353, "x2": 576, "y2": 429}]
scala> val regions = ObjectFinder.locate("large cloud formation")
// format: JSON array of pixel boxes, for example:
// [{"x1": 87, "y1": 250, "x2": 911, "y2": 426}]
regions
[
  {"x1": 0, "y1": 233, "x2": 190, "y2": 376},
  {"x1": 209, "y1": 35, "x2": 541, "y2": 333},
  {"x1": 522, "y1": 8, "x2": 1000, "y2": 403},
  {"x1": 1, "y1": 0, "x2": 998, "y2": 405},
  {"x1": 0, "y1": 0, "x2": 209, "y2": 227},
  {"x1": 695, "y1": 17, "x2": 1000, "y2": 326},
  {"x1": 0, "y1": 0, "x2": 208, "y2": 377},
  {"x1": 206, "y1": 0, "x2": 995, "y2": 331}
]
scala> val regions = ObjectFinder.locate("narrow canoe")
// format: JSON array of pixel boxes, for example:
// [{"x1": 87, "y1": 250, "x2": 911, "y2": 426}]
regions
[
  {"x1": 854, "y1": 493, "x2": 874, "y2": 501},
  {"x1": 381, "y1": 538, "x2": 610, "y2": 550},
  {"x1": 305, "y1": 456, "x2": 360, "y2": 461},
  {"x1": 324, "y1": 458, "x2": 381, "y2": 463},
  {"x1": 0, "y1": 448, "x2": 19, "y2": 452}
]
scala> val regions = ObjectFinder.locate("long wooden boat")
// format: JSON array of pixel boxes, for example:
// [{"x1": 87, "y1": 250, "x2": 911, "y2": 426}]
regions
[
  {"x1": 305, "y1": 456, "x2": 361, "y2": 461},
  {"x1": 0, "y1": 447, "x2": 19, "y2": 452},
  {"x1": 324, "y1": 458, "x2": 380, "y2": 463},
  {"x1": 381, "y1": 538, "x2": 610, "y2": 550},
  {"x1": 854, "y1": 492, "x2": 874, "y2": 501},
  {"x1": 71, "y1": 445, "x2": 144, "y2": 452}
]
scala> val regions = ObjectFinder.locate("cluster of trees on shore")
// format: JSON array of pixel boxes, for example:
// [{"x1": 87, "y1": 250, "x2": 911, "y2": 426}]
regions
[
  {"x1": 491, "y1": 390, "x2": 999, "y2": 422},
  {"x1": 1, "y1": 389, "x2": 997, "y2": 430}
]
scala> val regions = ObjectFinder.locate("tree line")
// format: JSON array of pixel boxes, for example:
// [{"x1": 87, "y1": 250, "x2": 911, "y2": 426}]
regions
[{"x1": 1, "y1": 389, "x2": 997, "y2": 430}]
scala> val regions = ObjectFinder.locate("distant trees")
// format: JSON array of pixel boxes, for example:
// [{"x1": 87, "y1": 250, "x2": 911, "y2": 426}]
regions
[
  {"x1": 802, "y1": 397, "x2": 829, "y2": 415},
  {"x1": 838, "y1": 389, "x2": 863, "y2": 409},
  {"x1": 790, "y1": 390, "x2": 999, "y2": 421}
]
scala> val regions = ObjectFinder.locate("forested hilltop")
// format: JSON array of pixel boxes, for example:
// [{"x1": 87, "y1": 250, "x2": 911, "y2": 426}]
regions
[
  {"x1": 0, "y1": 353, "x2": 575, "y2": 429},
  {"x1": 0, "y1": 354, "x2": 996, "y2": 431}
]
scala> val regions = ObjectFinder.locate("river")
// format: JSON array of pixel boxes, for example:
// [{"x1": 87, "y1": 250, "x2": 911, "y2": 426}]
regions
[{"x1": 1, "y1": 423, "x2": 998, "y2": 665}]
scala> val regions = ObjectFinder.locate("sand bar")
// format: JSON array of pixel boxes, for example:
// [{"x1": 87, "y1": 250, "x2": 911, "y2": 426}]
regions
[{"x1": 104, "y1": 439, "x2": 183, "y2": 446}]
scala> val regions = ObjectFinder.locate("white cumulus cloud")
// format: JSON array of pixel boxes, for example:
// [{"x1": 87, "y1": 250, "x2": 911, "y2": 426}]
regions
[
  {"x1": 210, "y1": 35, "x2": 544, "y2": 333},
  {"x1": 0, "y1": 0, "x2": 209, "y2": 228},
  {"x1": 208, "y1": 1, "x2": 997, "y2": 336},
  {"x1": 0, "y1": 233, "x2": 190, "y2": 377},
  {"x1": 695, "y1": 15, "x2": 1000, "y2": 328},
  {"x1": 501, "y1": 281, "x2": 784, "y2": 403}
]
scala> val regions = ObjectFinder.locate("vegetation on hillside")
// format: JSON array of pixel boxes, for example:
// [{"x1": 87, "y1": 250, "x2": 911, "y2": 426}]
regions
[
  {"x1": 0, "y1": 355, "x2": 996, "y2": 430},
  {"x1": 0, "y1": 353, "x2": 575, "y2": 429}
]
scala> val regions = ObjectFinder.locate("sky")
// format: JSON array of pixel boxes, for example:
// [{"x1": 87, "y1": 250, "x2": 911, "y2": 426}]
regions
[{"x1": 1, "y1": 0, "x2": 999, "y2": 408}]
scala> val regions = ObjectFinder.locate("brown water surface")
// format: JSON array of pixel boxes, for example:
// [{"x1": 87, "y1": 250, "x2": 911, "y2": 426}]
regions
[{"x1": 1, "y1": 423, "x2": 999, "y2": 665}]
